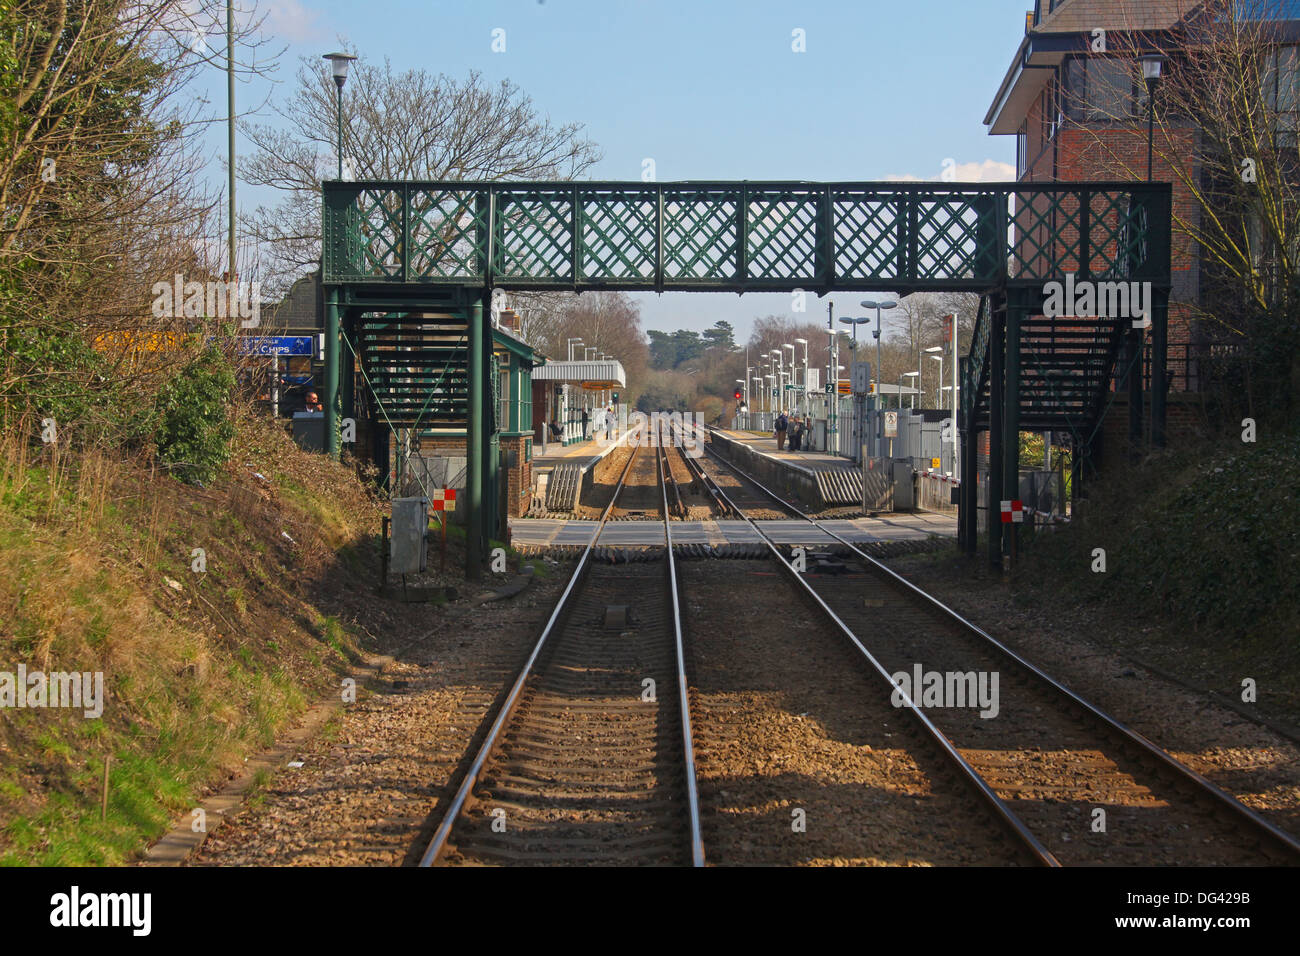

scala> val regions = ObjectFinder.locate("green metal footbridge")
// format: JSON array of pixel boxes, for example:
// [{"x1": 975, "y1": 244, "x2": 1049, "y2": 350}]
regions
[{"x1": 321, "y1": 180, "x2": 1171, "y2": 573}]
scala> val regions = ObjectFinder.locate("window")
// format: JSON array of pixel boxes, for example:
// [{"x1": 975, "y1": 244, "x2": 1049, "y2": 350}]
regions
[
  {"x1": 1262, "y1": 45, "x2": 1300, "y2": 147},
  {"x1": 1065, "y1": 57, "x2": 1138, "y2": 122},
  {"x1": 496, "y1": 362, "x2": 509, "y2": 434}
]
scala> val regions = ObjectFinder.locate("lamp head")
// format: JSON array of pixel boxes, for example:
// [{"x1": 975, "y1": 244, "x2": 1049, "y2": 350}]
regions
[
  {"x1": 323, "y1": 52, "x2": 357, "y2": 88},
  {"x1": 1140, "y1": 53, "x2": 1165, "y2": 84}
]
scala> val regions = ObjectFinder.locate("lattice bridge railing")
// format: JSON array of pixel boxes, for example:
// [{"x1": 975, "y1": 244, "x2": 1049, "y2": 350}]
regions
[{"x1": 322, "y1": 180, "x2": 1171, "y2": 293}]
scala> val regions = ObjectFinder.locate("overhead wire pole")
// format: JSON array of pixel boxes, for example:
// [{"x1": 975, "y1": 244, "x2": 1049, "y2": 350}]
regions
[{"x1": 226, "y1": 1, "x2": 235, "y2": 286}]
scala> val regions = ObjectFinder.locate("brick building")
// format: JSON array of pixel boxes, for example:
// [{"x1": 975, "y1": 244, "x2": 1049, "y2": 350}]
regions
[{"x1": 984, "y1": 0, "x2": 1300, "y2": 422}]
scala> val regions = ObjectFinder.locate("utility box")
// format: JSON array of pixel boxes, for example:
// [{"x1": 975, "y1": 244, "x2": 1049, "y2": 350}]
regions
[
  {"x1": 892, "y1": 461, "x2": 915, "y2": 510},
  {"x1": 390, "y1": 497, "x2": 429, "y2": 574},
  {"x1": 292, "y1": 411, "x2": 325, "y2": 452}
]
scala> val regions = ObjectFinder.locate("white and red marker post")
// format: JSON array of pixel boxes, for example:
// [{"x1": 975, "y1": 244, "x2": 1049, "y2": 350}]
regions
[
  {"x1": 432, "y1": 488, "x2": 456, "y2": 571},
  {"x1": 1000, "y1": 499, "x2": 1023, "y2": 565}
]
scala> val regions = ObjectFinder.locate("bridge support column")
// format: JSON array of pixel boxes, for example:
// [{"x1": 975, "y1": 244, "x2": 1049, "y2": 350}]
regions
[
  {"x1": 325, "y1": 287, "x2": 340, "y2": 460},
  {"x1": 1127, "y1": 325, "x2": 1143, "y2": 456},
  {"x1": 1151, "y1": 288, "x2": 1168, "y2": 448},
  {"x1": 341, "y1": 310, "x2": 355, "y2": 450},
  {"x1": 986, "y1": 303, "x2": 1004, "y2": 568},
  {"x1": 482, "y1": 291, "x2": 498, "y2": 546},
  {"x1": 1002, "y1": 304, "x2": 1021, "y2": 564},
  {"x1": 467, "y1": 296, "x2": 486, "y2": 580},
  {"x1": 960, "y1": 423, "x2": 977, "y2": 555}
]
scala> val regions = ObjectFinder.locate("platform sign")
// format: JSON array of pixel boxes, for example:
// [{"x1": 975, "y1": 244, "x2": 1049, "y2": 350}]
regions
[
  {"x1": 238, "y1": 335, "x2": 315, "y2": 356},
  {"x1": 431, "y1": 488, "x2": 457, "y2": 512},
  {"x1": 884, "y1": 410, "x2": 898, "y2": 438}
]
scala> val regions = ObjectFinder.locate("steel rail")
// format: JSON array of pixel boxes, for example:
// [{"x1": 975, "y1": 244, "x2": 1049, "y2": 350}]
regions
[
  {"x1": 656, "y1": 422, "x2": 705, "y2": 866},
  {"x1": 419, "y1": 439, "x2": 645, "y2": 866},
  {"x1": 696, "y1": 427, "x2": 1300, "y2": 860},
  {"x1": 421, "y1": 430, "x2": 705, "y2": 866},
  {"x1": 665, "y1": 420, "x2": 1056, "y2": 864}
]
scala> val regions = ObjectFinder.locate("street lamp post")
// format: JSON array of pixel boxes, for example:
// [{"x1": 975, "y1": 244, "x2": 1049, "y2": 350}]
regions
[
  {"x1": 771, "y1": 350, "x2": 783, "y2": 413},
  {"x1": 795, "y1": 337, "x2": 808, "y2": 413},
  {"x1": 1140, "y1": 54, "x2": 1165, "y2": 182},
  {"x1": 862, "y1": 299, "x2": 897, "y2": 457},
  {"x1": 838, "y1": 317, "x2": 869, "y2": 457},
  {"x1": 926, "y1": 346, "x2": 944, "y2": 409},
  {"x1": 322, "y1": 53, "x2": 357, "y2": 180},
  {"x1": 321, "y1": 52, "x2": 357, "y2": 462},
  {"x1": 567, "y1": 338, "x2": 583, "y2": 361},
  {"x1": 903, "y1": 371, "x2": 919, "y2": 412}
]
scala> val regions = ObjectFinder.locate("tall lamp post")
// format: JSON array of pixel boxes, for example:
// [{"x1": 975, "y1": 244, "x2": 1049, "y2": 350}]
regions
[
  {"x1": 771, "y1": 350, "x2": 783, "y2": 413},
  {"x1": 862, "y1": 299, "x2": 897, "y2": 457},
  {"x1": 322, "y1": 51, "x2": 356, "y2": 463},
  {"x1": 322, "y1": 53, "x2": 356, "y2": 179},
  {"x1": 902, "y1": 371, "x2": 919, "y2": 410},
  {"x1": 1140, "y1": 54, "x2": 1165, "y2": 182},
  {"x1": 794, "y1": 337, "x2": 808, "y2": 413},
  {"x1": 1137, "y1": 53, "x2": 1165, "y2": 455},
  {"x1": 925, "y1": 346, "x2": 944, "y2": 408}
]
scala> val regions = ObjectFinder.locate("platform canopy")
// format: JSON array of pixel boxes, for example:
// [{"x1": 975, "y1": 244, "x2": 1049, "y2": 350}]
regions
[{"x1": 532, "y1": 359, "x2": 626, "y2": 389}]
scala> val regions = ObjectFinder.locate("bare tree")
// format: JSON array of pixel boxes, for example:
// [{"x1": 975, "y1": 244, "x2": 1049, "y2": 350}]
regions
[
  {"x1": 1060, "y1": 1, "x2": 1300, "y2": 410},
  {"x1": 241, "y1": 53, "x2": 603, "y2": 293},
  {"x1": 1, "y1": 1, "x2": 278, "y2": 437},
  {"x1": 523, "y1": 291, "x2": 649, "y2": 399}
]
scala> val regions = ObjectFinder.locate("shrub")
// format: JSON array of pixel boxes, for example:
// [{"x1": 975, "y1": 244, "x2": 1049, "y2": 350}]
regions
[{"x1": 153, "y1": 347, "x2": 235, "y2": 484}]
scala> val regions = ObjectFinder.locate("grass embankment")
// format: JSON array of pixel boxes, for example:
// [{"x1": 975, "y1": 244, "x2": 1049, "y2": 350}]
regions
[
  {"x1": 1020, "y1": 429, "x2": 1300, "y2": 721},
  {"x1": 0, "y1": 409, "x2": 390, "y2": 864}
]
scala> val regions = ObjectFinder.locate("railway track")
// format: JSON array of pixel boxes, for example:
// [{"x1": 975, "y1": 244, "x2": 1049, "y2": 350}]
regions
[
  {"x1": 676, "y1": 424, "x2": 1300, "y2": 866},
  {"x1": 421, "y1": 426, "x2": 703, "y2": 866}
]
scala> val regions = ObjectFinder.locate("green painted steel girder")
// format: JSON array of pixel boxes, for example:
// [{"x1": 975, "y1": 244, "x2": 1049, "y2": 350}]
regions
[{"x1": 321, "y1": 180, "x2": 1173, "y2": 294}]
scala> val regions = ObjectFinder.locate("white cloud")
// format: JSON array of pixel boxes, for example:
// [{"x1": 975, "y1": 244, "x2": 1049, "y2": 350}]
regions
[
  {"x1": 259, "y1": 0, "x2": 324, "y2": 44},
  {"x1": 884, "y1": 159, "x2": 1017, "y2": 183}
]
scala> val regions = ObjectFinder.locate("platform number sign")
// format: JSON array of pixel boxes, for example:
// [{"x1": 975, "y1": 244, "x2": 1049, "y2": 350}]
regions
[
  {"x1": 432, "y1": 488, "x2": 457, "y2": 512},
  {"x1": 1000, "y1": 499, "x2": 1023, "y2": 523}
]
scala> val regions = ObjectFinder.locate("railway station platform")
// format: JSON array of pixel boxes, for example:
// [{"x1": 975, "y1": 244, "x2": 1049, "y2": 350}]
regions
[
  {"x1": 531, "y1": 431, "x2": 631, "y2": 513},
  {"x1": 508, "y1": 513, "x2": 955, "y2": 549},
  {"x1": 707, "y1": 428, "x2": 865, "y2": 510}
]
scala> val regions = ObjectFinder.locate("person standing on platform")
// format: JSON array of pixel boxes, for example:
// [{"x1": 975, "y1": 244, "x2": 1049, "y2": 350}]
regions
[
  {"x1": 789, "y1": 415, "x2": 804, "y2": 452},
  {"x1": 775, "y1": 411, "x2": 788, "y2": 451},
  {"x1": 581, "y1": 406, "x2": 590, "y2": 441}
]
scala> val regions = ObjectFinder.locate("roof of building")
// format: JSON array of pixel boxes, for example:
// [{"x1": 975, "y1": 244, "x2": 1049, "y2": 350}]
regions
[
  {"x1": 985, "y1": 1, "x2": 1209, "y2": 133},
  {"x1": 531, "y1": 359, "x2": 627, "y2": 388},
  {"x1": 492, "y1": 325, "x2": 543, "y2": 366},
  {"x1": 259, "y1": 271, "x2": 322, "y2": 330},
  {"x1": 1032, "y1": 0, "x2": 1196, "y2": 34}
]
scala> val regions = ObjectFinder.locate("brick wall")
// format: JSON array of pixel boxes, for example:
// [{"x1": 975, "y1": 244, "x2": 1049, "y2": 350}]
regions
[
  {"x1": 1098, "y1": 392, "x2": 1207, "y2": 465},
  {"x1": 500, "y1": 435, "x2": 532, "y2": 518}
]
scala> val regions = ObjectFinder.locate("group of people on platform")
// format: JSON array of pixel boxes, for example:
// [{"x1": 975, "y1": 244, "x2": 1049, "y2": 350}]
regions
[
  {"x1": 548, "y1": 405, "x2": 617, "y2": 444},
  {"x1": 773, "y1": 412, "x2": 810, "y2": 452}
]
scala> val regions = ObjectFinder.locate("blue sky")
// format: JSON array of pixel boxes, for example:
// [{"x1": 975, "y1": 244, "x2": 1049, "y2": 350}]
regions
[{"x1": 202, "y1": 0, "x2": 1034, "y2": 340}]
